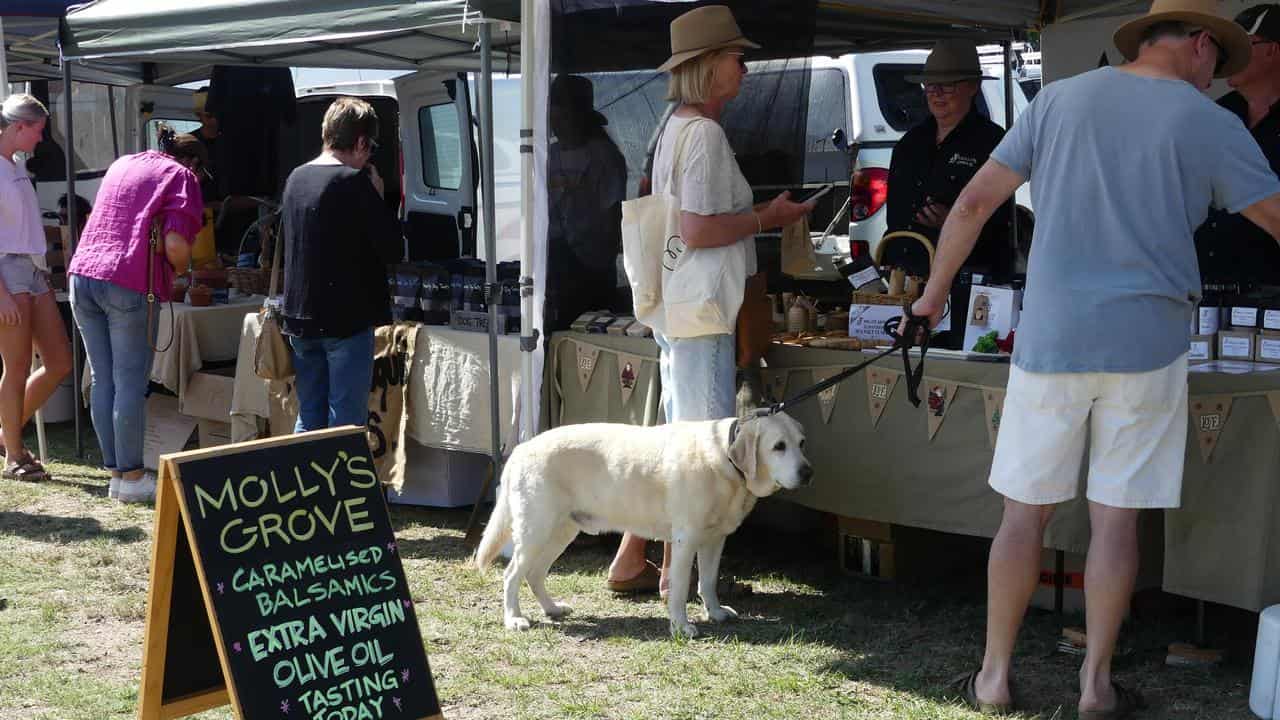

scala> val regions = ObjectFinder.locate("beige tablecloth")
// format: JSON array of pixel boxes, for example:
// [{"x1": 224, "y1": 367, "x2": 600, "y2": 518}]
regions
[
  {"x1": 150, "y1": 296, "x2": 263, "y2": 395},
  {"x1": 231, "y1": 318, "x2": 520, "y2": 454},
  {"x1": 548, "y1": 331, "x2": 1280, "y2": 611}
]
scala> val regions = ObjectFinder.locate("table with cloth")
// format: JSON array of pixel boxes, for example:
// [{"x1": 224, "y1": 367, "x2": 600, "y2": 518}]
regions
[
  {"x1": 232, "y1": 313, "x2": 521, "y2": 456},
  {"x1": 547, "y1": 330, "x2": 1280, "y2": 612},
  {"x1": 81, "y1": 295, "x2": 263, "y2": 402}
]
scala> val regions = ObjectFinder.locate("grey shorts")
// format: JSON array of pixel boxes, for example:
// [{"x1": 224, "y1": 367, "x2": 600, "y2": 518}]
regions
[{"x1": 0, "y1": 254, "x2": 51, "y2": 296}]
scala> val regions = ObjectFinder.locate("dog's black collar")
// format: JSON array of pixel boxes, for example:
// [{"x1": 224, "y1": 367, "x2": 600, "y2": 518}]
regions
[{"x1": 726, "y1": 419, "x2": 747, "y2": 483}]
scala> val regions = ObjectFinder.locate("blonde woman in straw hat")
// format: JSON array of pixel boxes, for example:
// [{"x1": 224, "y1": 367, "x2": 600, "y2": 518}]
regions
[
  {"x1": 904, "y1": 0, "x2": 1280, "y2": 716},
  {"x1": 605, "y1": 5, "x2": 814, "y2": 600}
]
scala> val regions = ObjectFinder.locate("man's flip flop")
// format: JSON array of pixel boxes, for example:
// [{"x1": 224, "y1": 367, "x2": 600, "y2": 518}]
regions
[
  {"x1": 951, "y1": 670, "x2": 1014, "y2": 716},
  {"x1": 607, "y1": 560, "x2": 660, "y2": 594},
  {"x1": 1078, "y1": 682, "x2": 1146, "y2": 720}
]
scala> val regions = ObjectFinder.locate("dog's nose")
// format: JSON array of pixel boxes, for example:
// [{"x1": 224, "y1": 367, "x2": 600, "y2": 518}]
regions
[{"x1": 798, "y1": 464, "x2": 814, "y2": 486}]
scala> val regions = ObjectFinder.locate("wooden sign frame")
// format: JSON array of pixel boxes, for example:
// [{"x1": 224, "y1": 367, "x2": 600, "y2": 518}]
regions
[{"x1": 136, "y1": 427, "x2": 443, "y2": 720}]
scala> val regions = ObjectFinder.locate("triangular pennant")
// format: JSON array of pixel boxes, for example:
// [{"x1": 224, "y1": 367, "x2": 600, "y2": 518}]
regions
[
  {"x1": 812, "y1": 368, "x2": 847, "y2": 424},
  {"x1": 618, "y1": 353, "x2": 644, "y2": 406},
  {"x1": 865, "y1": 368, "x2": 899, "y2": 426},
  {"x1": 1098, "y1": 51, "x2": 1110, "y2": 68},
  {"x1": 1269, "y1": 391, "x2": 1280, "y2": 435},
  {"x1": 575, "y1": 342, "x2": 601, "y2": 393},
  {"x1": 983, "y1": 389, "x2": 1006, "y2": 450},
  {"x1": 925, "y1": 381, "x2": 960, "y2": 442},
  {"x1": 1190, "y1": 395, "x2": 1234, "y2": 462},
  {"x1": 762, "y1": 369, "x2": 790, "y2": 404}
]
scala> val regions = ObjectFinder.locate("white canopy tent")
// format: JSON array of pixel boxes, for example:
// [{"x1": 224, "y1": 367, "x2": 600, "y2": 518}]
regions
[{"x1": 59, "y1": 0, "x2": 520, "y2": 478}]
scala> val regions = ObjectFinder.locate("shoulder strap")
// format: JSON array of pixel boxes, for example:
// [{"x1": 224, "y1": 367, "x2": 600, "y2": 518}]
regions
[
  {"x1": 268, "y1": 220, "x2": 284, "y2": 298},
  {"x1": 663, "y1": 116, "x2": 709, "y2": 197}
]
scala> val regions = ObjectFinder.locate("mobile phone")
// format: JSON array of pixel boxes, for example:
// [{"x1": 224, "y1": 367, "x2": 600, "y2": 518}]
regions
[{"x1": 792, "y1": 184, "x2": 834, "y2": 204}]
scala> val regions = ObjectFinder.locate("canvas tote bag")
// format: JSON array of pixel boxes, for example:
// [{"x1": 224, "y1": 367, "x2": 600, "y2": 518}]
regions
[{"x1": 254, "y1": 231, "x2": 294, "y2": 380}]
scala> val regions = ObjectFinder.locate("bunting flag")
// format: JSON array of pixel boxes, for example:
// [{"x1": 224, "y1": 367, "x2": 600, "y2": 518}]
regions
[
  {"x1": 983, "y1": 389, "x2": 1006, "y2": 450},
  {"x1": 575, "y1": 342, "x2": 601, "y2": 392},
  {"x1": 925, "y1": 381, "x2": 959, "y2": 442},
  {"x1": 618, "y1": 353, "x2": 644, "y2": 406},
  {"x1": 762, "y1": 369, "x2": 790, "y2": 404},
  {"x1": 865, "y1": 368, "x2": 899, "y2": 426},
  {"x1": 812, "y1": 368, "x2": 846, "y2": 424},
  {"x1": 1191, "y1": 395, "x2": 1234, "y2": 462}
]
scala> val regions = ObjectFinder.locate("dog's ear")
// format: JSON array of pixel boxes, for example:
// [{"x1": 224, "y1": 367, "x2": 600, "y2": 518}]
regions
[{"x1": 728, "y1": 419, "x2": 760, "y2": 486}]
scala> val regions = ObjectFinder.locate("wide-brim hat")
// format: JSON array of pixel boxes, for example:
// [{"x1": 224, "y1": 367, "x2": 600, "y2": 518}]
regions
[
  {"x1": 1113, "y1": 0, "x2": 1252, "y2": 78},
  {"x1": 658, "y1": 5, "x2": 760, "y2": 73},
  {"x1": 550, "y1": 74, "x2": 608, "y2": 127},
  {"x1": 904, "y1": 40, "x2": 995, "y2": 84}
]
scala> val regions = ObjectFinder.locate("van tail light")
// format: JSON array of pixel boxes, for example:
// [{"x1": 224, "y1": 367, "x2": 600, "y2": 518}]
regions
[
  {"x1": 849, "y1": 239, "x2": 871, "y2": 259},
  {"x1": 850, "y1": 168, "x2": 889, "y2": 221}
]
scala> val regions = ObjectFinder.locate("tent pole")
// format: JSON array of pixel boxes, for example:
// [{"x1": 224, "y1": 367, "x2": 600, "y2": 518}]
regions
[
  {"x1": 476, "y1": 20, "x2": 503, "y2": 531},
  {"x1": 1, "y1": 19, "x2": 10, "y2": 91},
  {"x1": 1003, "y1": 36, "x2": 1019, "y2": 261},
  {"x1": 518, "y1": 0, "x2": 537, "y2": 443},
  {"x1": 61, "y1": 49, "x2": 84, "y2": 459}
]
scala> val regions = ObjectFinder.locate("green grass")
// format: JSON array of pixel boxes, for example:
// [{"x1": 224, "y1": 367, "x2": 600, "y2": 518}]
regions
[{"x1": 0, "y1": 423, "x2": 1260, "y2": 719}]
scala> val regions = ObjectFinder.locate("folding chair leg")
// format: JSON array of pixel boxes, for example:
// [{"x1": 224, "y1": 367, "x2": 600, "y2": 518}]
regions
[{"x1": 32, "y1": 351, "x2": 47, "y2": 464}]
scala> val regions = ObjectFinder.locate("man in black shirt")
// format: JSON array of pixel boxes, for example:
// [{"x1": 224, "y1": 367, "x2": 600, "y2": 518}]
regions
[
  {"x1": 1196, "y1": 4, "x2": 1280, "y2": 287},
  {"x1": 886, "y1": 40, "x2": 1013, "y2": 281}
]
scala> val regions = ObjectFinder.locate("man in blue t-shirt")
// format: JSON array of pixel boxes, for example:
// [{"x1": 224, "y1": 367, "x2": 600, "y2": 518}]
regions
[{"x1": 908, "y1": 1, "x2": 1280, "y2": 716}]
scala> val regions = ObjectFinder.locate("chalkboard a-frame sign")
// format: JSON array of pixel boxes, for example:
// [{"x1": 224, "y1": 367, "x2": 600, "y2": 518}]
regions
[{"x1": 137, "y1": 426, "x2": 443, "y2": 720}]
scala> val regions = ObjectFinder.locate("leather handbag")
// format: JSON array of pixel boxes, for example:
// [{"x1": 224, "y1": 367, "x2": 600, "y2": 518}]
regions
[
  {"x1": 253, "y1": 232, "x2": 294, "y2": 381},
  {"x1": 736, "y1": 272, "x2": 772, "y2": 368}
]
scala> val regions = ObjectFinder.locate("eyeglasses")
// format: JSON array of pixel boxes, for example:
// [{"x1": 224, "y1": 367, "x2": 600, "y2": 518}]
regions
[
  {"x1": 726, "y1": 51, "x2": 747, "y2": 71},
  {"x1": 367, "y1": 138, "x2": 381, "y2": 154},
  {"x1": 922, "y1": 82, "x2": 961, "y2": 96},
  {"x1": 1253, "y1": 38, "x2": 1278, "y2": 46}
]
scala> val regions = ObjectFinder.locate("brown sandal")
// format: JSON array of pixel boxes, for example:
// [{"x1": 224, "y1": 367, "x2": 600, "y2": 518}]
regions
[
  {"x1": 607, "y1": 560, "x2": 660, "y2": 594},
  {"x1": 951, "y1": 670, "x2": 1014, "y2": 716},
  {"x1": 1078, "y1": 682, "x2": 1146, "y2": 720},
  {"x1": 3, "y1": 452, "x2": 47, "y2": 482}
]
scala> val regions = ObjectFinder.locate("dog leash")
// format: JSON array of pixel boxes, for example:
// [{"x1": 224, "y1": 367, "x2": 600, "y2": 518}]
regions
[{"x1": 759, "y1": 305, "x2": 932, "y2": 417}]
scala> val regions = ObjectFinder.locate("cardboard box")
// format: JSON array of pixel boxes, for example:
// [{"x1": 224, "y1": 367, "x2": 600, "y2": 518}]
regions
[
  {"x1": 1257, "y1": 331, "x2": 1280, "y2": 364},
  {"x1": 1189, "y1": 334, "x2": 1215, "y2": 363},
  {"x1": 1219, "y1": 330, "x2": 1256, "y2": 361},
  {"x1": 962, "y1": 285, "x2": 1021, "y2": 352},
  {"x1": 179, "y1": 367, "x2": 235, "y2": 421},
  {"x1": 837, "y1": 516, "x2": 895, "y2": 580},
  {"x1": 387, "y1": 443, "x2": 494, "y2": 508},
  {"x1": 198, "y1": 419, "x2": 233, "y2": 449}
]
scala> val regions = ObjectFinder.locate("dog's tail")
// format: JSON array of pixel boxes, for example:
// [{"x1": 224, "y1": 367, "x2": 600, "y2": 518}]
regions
[{"x1": 473, "y1": 479, "x2": 512, "y2": 572}]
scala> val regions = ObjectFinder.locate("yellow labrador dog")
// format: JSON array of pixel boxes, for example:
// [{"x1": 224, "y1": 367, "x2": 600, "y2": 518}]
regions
[{"x1": 474, "y1": 412, "x2": 812, "y2": 638}]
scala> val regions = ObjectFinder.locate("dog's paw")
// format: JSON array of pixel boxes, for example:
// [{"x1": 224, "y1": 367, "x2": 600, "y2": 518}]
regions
[
  {"x1": 706, "y1": 605, "x2": 738, "y2": 623},
  {"x1": 504, "y1": 615, "x2": 532, "y2": 631},
  {"x1": 670, "y1": 620, "x2": 700, "y2": 639},
  {"x1": 544, "y1": 603, "x2": 573, "y2": 620}
]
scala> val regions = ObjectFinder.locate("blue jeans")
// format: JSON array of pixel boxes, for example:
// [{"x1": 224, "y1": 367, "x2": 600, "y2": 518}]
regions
[
  {"x1": 289, "y1": 328, "x2": 375, "y2": 433},
  {"x1": 654, "y1": 332, "x2": 736, "y2": 422},
  {"x1": 70, "y1": 275, "x2": 154, "y2": 474}
]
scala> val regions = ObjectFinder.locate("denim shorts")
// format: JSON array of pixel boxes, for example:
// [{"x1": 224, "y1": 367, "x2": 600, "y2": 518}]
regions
[{"x1": 0, "y1": 254, "x2": 50, "y2": 296}]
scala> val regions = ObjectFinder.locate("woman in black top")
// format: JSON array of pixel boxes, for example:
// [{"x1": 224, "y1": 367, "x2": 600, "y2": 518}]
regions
[{"x1": 281, "y1": 97, "x2": 401, "y2": 432}]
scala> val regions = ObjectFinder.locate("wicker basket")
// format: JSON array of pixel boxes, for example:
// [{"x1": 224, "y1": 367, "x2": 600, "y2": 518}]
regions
[
  {"x1": 852, "y1": 230, "x2": 934, "y2": 307},
  {"x1": 227, "y1": 267, "x2": 270, "y2": 296}
]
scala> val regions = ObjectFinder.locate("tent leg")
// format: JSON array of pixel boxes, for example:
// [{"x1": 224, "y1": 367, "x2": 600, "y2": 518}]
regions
[{"x1": 61, "y1": 53, "x2": 84, "y2": 459}]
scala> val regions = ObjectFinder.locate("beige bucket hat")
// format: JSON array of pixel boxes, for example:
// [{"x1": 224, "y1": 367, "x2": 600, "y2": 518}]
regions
[
  {"x1": 1113, "y1": 0, "x2": 1252, "y2": 78},
  {"x1": 904, "y1": 40, "x2": 994, "y2": 84},
  {"x1": 657, "y1": 5, "x2": 760, "y2": 73}
]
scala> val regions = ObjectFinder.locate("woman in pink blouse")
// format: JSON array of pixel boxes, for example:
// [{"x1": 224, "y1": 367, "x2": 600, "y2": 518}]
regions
[
  {"x1": 69, "y1": 127, "x2": 204, "y2": 503},
  {"x1": 0, "y1": 95, "x2": 73, "y2": 482}
]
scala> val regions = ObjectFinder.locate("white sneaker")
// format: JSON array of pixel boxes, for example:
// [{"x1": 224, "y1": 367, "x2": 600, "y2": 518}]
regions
[
  {"x1": 108, "y1": 476, "x2": 120, "y2": 499},
  {"x1": 117, "y1": 472, "x2": 157, "y2": 503}
]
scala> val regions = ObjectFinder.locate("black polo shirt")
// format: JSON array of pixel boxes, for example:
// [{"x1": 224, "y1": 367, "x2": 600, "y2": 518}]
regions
[
  {"x1": 886, "y1": 109, "x2": 1013, "y2": 279},
  {"x1": 1195, "y1": 92, "x2": 1280, "y2": 286}
]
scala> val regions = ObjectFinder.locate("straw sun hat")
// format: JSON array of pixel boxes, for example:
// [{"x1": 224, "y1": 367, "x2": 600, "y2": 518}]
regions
[
  {"x1": 657, "y1": 5, "x2": 760, "y2": 73},
  {"x1": 1113, "y1": 0, "x2": 1252, "y2": 77}
]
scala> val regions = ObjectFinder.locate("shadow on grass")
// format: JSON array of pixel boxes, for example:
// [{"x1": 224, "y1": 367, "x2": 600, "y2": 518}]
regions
[
  {"x1": 40, "y1": 475, "x2": 109, "y2": 498},
  {"x1": 0, "y1": 510, "x2": 145, "y2": 544}
]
